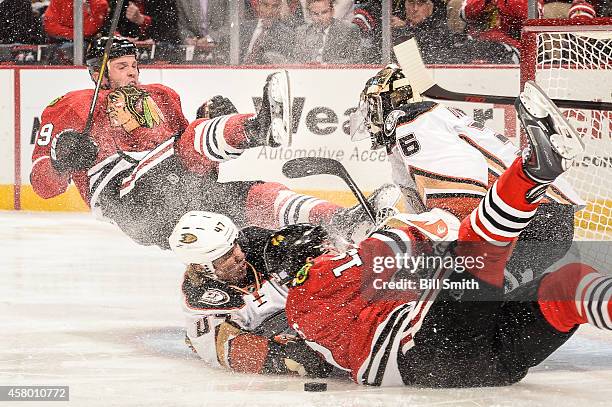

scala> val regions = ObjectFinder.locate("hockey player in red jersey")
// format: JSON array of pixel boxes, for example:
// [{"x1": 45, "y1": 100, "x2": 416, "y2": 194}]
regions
[
  {"x1": 350, "y1": 64, "x2": 583, "y2": 289},
  {"x1": 460, "y1": 0, "x2": 542, "y2": 50},
  {"x1": 260, "y1": 82, "x2": 612, "y2": 387},
  {"x1": 30, "y1": 36, "x2": 398, "y2": 248}
]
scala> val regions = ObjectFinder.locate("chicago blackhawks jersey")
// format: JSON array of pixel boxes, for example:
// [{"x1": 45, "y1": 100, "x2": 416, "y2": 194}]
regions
[
  {"x1": 30, "y1": 84, "x2": 189, "y2": 205},
  {"x1": 386, "y1": 102, "x2": 584, "y2": 219},
  {"x1": 284, "y1": 209, "x2": 463, "y2": 386}
]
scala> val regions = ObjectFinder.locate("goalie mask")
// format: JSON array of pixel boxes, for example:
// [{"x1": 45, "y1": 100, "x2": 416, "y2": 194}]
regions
[
  {"x1": 263, "y1": 224, "x2": 329, "y2": 286},
  {"x1": 169, "y1": 211, "x2": 239, "y2": 277},
  {"x1": 350, "y1": 64, "x2": 416, "y2": 150}
]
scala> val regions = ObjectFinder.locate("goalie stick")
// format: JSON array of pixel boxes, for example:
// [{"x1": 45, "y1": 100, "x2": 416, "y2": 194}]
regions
[
  {"x1": 393, "y1": 39, "x2": 612, "y2": 111},
  {"x1": 282, "y1": 157, "x2": 377, "y2": 224}
]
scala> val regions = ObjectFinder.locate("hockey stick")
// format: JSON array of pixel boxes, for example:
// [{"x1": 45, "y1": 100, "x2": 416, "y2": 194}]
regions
[
  {"x1": 282, "y1": 157, "x2": 377, "y2": 224},
  {"x1": 393, "y1": 39, "x2": 612, "y2": 111},
  {"x1": 83, "y1": 0, "x2": 126, "y2": 135}
]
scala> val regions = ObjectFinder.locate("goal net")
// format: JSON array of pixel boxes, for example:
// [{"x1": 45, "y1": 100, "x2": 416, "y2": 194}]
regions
[{"x1": 521, "y1": 18, "x2": 612, "y2": 270}]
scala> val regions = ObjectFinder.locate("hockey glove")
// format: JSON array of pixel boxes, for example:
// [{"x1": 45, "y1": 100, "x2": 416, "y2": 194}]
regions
[
  {"x1": 196, "y1": 95, "x2": 239, "y2": 119},
  {"x1": 284, "y1": 339, "x2": 334, "y2": 378},
  {"x1": 51, "y1": 130, "x2": 99, "y2": 173}
]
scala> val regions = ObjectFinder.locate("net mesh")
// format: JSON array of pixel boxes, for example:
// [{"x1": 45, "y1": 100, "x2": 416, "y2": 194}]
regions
[{"x1": 534, "y1": 28, "x2": 612, "y2": 269}]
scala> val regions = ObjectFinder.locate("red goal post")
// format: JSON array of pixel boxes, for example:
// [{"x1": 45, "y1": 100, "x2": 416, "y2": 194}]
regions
[{"x1": 520, "y1": 18, "x2": 612, "y2": 267}]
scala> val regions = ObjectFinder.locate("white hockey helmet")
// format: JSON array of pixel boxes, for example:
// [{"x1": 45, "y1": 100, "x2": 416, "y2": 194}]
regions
[{"x1": 169, "y1": 211, "x2": 239, "y2": 276}]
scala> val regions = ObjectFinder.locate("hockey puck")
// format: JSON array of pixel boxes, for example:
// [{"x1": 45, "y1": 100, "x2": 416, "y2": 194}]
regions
[{"x1": 304, "y1": 382, "x2": 327, "y2": 392}]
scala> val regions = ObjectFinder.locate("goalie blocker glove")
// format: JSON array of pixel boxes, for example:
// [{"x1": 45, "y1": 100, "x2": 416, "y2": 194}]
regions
[{"x1": 50, "y1": 130, "x2": 99, "y2": 173}]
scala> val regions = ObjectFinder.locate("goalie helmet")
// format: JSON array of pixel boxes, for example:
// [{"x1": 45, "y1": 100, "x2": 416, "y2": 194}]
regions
[
  {"x1": 352, "y1": 64, "x2": 416, "y2": 150},
  {"x1": 169, "y1": 211, "x2": 239, "y2": 276},
  {"x1": 263, "y1": 224, "x2": 329, "y2": 286},
  {"x1": 85, "y1": 36, "x2": 138, "y2": 73}
]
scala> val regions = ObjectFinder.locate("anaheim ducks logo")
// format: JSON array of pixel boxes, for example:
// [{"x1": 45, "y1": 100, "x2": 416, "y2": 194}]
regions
[
  {"x1": 384, "y1": 109, "x2": 405, "y2": 136},
  {"x1": 180, "y1": 233, "x2": 198, "y2": 244},
  {"x1": 106, "y1": 85, "x2": 165, "y2": 134},
  {"x1": 199, "y1": 288, "x2": 230, "y2": 305}
]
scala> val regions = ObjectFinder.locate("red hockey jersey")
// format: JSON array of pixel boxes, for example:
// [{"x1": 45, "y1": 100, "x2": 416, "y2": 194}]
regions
[
  {"x1": 30, "y1": 84, "x2": 189, "y2": 205},
  {"x1": 285, "y1": 210, "x2": 463, "y2": 386}
]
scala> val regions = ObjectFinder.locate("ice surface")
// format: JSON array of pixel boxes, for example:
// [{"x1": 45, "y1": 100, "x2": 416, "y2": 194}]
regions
[{"x1": 1, "y1": 211, "x2": 611, "y2": 407}]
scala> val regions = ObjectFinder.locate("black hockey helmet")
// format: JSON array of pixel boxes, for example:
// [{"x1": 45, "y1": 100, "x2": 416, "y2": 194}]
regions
[
  {"x1": 263, "y1": 224, "x2": 329, "y2": 286},
  {"x1": 85, "y1": 36, "x2": 138, "y2": 72},
  {"x1": 355, "y1": 64, "x2": 415, "y2": 150}
]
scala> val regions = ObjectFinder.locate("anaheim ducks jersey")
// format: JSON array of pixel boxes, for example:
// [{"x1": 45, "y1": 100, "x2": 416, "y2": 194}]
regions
[
  {"x1": 182, "y1": 274, "x2": 289, "y2": 368},
  {"x1": 386, "y1": 102, "x2": 584, "y2": 219},
  {"x1": 181, "y1": 226, "x2": 289, "y2": 368},
  {"x1": 285, "y1": 210, "x2": 462, "y2": 386}
]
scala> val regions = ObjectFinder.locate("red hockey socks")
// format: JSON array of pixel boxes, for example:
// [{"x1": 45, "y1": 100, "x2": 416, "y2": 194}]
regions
[
  {"x1": 457, "y1": 158, "x2": 541, "y2": 286},
  {"x1": 245, "y1": 182, "x2": 341, "y2": 229},
  {"x1": 462, "y1": 157, "x2": 540, "y2": 243},
  {"x1": 538, "y1": 263, "x2": 612, "y2": 332}
]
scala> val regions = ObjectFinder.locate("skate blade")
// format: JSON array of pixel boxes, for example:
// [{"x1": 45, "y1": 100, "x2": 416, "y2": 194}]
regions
[
  {"x1": 523, "y1": 81, "x2": 585, "y2": 159},
  {"x1": 268, "y1": 70, "x2": 292, "y2": 147}
]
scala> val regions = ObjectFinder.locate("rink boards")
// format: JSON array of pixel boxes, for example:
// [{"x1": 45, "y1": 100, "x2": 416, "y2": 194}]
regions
[{"x1": 0, "y1": 65, "x2": 538, "y2": 211}]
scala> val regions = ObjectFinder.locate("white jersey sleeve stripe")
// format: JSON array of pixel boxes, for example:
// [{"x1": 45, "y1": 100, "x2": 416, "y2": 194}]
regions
[{"x1": 575, "y1": 273, "x2": 602, "y2": 318}]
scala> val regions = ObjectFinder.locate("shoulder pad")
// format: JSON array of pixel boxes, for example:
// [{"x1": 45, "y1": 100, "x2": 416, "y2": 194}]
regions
[
  {"x1": 396, "y1": 101, "x2": 438, "y2": 125},
  {"x1": 182, "y1": 276, "x2": 245, "y2": 312},
  {"x1": 46, "y1": 89, "x2": 93, "y2": 109},
  {"x1": 47, "y1": 96, "x2": 63, "y2": 107},
  {"x1": 145, "y1": 83, "x2": 179, "y2": 97},
  {"x1": 384, "y1": 102, "x2": 438, "y2": 137}
]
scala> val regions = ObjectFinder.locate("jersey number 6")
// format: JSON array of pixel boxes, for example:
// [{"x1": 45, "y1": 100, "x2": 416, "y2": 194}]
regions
[{"x1": 398, "y1": 133, "x2": 421, "y2": 158}]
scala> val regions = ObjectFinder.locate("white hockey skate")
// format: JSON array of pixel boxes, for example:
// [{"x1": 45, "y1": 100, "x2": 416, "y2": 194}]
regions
[
  {"x1": 331, "y1": 183, "x2": 401, "y2": 245},
  {"x1": 515, "y1": 81, "x2": 585, "y2": 183},
  {"x1": 266, "y1": 70, "x2": 292, "y2": 147}
]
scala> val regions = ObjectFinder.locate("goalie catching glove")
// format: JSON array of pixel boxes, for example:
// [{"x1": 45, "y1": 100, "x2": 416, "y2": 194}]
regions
[{"x1": 50, "y1": 130, "x2": 99, "y2": 173}]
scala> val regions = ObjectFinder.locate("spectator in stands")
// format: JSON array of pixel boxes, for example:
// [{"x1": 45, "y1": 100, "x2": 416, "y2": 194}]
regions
[
  {"x1": 352, "y1": 0, "x2": 406, "y2": 63},
  {"x1": 459, "y1": 0, "x2": 544, "y2": 50},
  {"x1": 394, "y1": 0, "x2": 519, "y2": 64},
  {"x1": 0, "y1": 0, "x2": 45, "y2": 44},
  {"x1": 294, "y1": 0, "x2": 354, "y2": 23},
  {"x1": 43, "y1": 0, "x2": 109, "y2": 42},
  {"x1": 176, "y1": 0, "x2": 228, "y2": 46},
  {"x1": 542, "y1": 0, "x2": 600, "y2": 18},
  {"x1": 293, "y1": 0, "x2": 361, "y2": 64},
  {"x1": 210, "y1": 0, "x2": 295, "y2": 64},
  {"x1": 105, "y1": 0, "x2": 181, "y2": 44}
]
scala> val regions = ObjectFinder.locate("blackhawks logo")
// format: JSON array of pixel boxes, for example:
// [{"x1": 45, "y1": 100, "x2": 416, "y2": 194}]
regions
[
  {"x1": 292, "y1": 262, "x2": 313, "y2": 287},
  {"x1": 106, "y1": 85, "x2": 165, "y2": 134}
]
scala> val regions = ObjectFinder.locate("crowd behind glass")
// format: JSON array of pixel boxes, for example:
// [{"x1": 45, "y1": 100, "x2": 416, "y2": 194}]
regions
[{"x1": 0, "y1": 0, "x2": 609, "y2": 65}]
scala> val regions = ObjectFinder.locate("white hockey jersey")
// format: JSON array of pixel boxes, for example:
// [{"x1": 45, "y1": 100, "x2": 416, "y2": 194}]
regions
[
  {"x1": 181, "y1": 272, "x2": 288, "y2": 368},
  {"x1": 386, "y1": 102, "x2": 584, "y2": 218}
]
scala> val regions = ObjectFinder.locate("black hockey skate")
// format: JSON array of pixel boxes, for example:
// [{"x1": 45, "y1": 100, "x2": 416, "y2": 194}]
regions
[
  {"x1": 246, "y1": 70, "x2": 292, "y2": 147},
  {"x1": 330, "y1": 183, "x2": 401, "y2": 244},
  {"x1": 515, "y1": 81, "x2": 584, "y2": 184}
]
